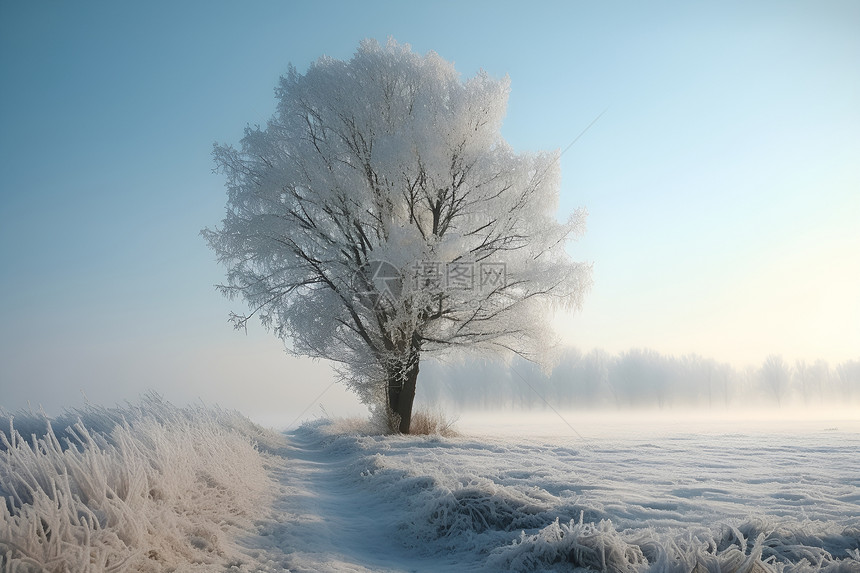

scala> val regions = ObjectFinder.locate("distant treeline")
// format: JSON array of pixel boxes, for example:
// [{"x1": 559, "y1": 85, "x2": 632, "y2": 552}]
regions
[{"x1": 417, "y1": 349, "x2": 860, "y2": 410}]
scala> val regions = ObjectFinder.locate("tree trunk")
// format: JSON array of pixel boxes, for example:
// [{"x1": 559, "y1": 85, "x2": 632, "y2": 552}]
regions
[{"x1": 387, "y1": 353, "x2": 419, "y2": 434}]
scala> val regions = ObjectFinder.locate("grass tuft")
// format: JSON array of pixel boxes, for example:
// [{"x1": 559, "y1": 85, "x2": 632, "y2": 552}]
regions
[{"x1": 408, "y1": 408, "x2": 459, "y2": 437}]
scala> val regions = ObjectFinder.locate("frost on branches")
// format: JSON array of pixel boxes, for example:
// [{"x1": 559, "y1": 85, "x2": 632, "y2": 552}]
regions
[{"x1": 203, "y1": 39, "x2": 591, "y2": 433}]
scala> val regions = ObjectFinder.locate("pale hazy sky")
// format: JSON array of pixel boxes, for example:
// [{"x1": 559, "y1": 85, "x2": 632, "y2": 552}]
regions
[{"x1": 1, "y1": 1, "x2": 858, "y2": 421}]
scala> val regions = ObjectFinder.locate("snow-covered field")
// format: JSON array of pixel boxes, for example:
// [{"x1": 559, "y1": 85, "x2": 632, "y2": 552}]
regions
[
  {"x1": 3, "y1": 403, "x2": 858, "y2": 572},
  {"x1": 256, "y1": 411, "x2": 860, "y2": 572}
]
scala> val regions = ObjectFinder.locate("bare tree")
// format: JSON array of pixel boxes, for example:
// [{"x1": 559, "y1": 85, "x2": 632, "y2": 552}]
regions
[
  {"x1": 760, "y1": 354, "x2": 791, "y2": 407},
  {"x1": 836, "y1": 359, "x2": 860, "y2": 402},
  {"x1": 203, "y1": 40, "x2": 591, "y2": 432}
]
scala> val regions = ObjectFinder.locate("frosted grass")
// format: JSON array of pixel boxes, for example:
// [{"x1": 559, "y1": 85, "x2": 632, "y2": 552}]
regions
[{"x1": 0, "y1": 395, "x2": 281, "y2": 572}]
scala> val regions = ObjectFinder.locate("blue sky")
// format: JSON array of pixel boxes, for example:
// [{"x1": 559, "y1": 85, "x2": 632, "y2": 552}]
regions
[{"x1": 1, "y1": 1, "x2": 858, "y2": 421}]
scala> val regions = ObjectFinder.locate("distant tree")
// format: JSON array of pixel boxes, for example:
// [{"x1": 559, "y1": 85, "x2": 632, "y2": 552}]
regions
[
  {"x1": 715, "y1": 362, "x2": 733, "y2": 409},
  {"x1": 759, "y1": 354, "x2": 791, "y2": 407},
  {"x1": 203, "y1": 40, "x2": 591, "y2": 433},
  {"x1": 611, "y1": 349, "x2": 669, "y2": 408},
  {"x1": 793, "y1": 359, "x2": 813, "y2": 404},
  {"x1": 835, "y1": 359, "x2": 860, "y2": 402},
  {"x1": 678, "y1": 353, "x2": 711, "y2": 407},
  {"x1": 582, "y1": 348, "x2": 616, "y2": 408},
  {"x1": 549, "y1": 348, "x2": 585, "y2": 408},
  {"x1": 808, "y1": 359, "x2": 830, "y2": 403}
]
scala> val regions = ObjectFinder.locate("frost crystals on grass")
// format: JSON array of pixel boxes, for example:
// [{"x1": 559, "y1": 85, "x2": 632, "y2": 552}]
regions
[{"x1": 0, "y1": 395, "x2": 280, "y2": 572}]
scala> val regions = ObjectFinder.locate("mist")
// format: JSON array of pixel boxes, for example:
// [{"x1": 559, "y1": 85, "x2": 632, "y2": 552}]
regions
[{"x1": 415, "y1": 348, "x2": 860, "y2": 415}]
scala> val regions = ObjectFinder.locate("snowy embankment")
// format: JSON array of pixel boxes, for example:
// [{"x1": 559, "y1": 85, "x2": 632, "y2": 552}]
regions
[
  {"x1": 3, "y1": 403, "x2": 859, "y2": 573},
  {"x1": 0, "y1": 395, "x2": 284, "y2": 571}
]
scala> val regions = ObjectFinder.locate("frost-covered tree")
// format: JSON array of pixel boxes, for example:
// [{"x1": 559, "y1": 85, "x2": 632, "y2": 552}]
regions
[{"x1": 203, "y1": 39, "x2": 591, "y2": 433}]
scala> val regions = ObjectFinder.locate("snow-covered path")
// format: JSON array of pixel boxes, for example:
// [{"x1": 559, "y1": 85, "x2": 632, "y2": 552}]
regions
[{"x1": 244, "y1": 426, "x2": 475, "y2": 573}]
